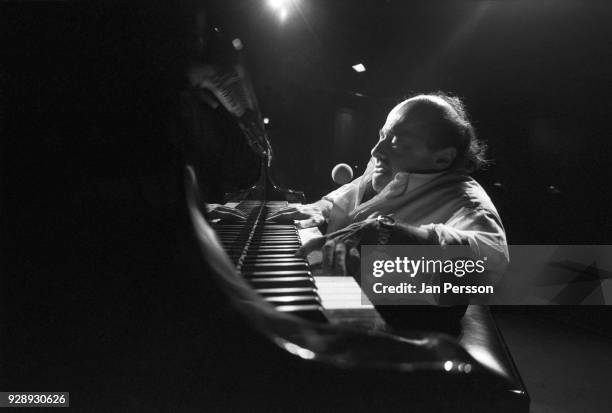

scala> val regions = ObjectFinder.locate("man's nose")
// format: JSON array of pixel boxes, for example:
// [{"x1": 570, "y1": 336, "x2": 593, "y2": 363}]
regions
[{"x1": 371, "y1": 137, "x2": 388, "y2": 159}]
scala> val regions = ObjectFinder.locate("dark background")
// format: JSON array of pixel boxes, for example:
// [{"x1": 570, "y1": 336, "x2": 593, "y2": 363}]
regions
[
  {"x1": 217, "y1": 0, "x2": 612, "y2": 245},
  {"x1": 1, "y1": 0, "x2": 612, "y2": 410}
]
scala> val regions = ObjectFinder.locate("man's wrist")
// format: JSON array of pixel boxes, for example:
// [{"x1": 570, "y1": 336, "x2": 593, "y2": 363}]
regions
[{"x1": 390, "y1": 223, "x2": 438, "y2": 245}]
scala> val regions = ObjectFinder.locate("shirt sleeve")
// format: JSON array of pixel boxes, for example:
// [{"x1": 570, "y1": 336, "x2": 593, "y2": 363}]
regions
[
  {"x1": 322, "y1": 182, "x2": 356, "y2": 205},
  {"x1": 310, "y1": 198, "x2": 333, "y2": 219},
  {"x1": 320, "y1": 181, "x2": 361, "y2": 223},
  {"x1": 421, "y1": 207, "x2": 509, "y2": 271}
]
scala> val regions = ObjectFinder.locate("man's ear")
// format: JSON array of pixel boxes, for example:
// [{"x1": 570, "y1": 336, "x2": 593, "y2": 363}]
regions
[{"x1": 433, "y1": 147, "x2": 457, "y2": 170}]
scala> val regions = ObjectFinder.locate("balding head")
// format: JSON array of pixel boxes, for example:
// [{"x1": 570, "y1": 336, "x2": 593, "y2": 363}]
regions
[
  {"x1": 388, "y1": 93, "x2": 486, "y2": 171},
  {"x1": 387, "y1": 94, "x2": 454, "y2": 124},
  {"x1": 370, "y1": 92, "x2": 487, "y2": 191}
]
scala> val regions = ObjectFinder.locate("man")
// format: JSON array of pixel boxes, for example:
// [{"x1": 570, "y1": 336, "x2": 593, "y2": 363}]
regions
[{"x1": 268, "y1": 92, "x2": 508, "y2": 278}]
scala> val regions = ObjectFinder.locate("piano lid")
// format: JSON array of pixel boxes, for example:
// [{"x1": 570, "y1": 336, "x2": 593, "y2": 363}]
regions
[{"x1": 183, "y1": 20, "x2": 305, "y2": 203}]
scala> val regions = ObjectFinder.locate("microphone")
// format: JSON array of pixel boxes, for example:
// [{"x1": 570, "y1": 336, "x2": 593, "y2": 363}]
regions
[{"x1": 331, "y1": 163, "x2": 354, "y2": 185}]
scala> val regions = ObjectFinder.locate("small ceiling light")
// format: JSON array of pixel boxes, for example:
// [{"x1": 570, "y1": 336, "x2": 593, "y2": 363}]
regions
[
  {"x1": 352, "y1": 63, "x2": 366, "y2": 73},
  {"x1": 263, "y1": 117, "x2": 270, "y2": 125},
  {"x1": 232, "y1": 38, "x2": 243, "y2": 50}
]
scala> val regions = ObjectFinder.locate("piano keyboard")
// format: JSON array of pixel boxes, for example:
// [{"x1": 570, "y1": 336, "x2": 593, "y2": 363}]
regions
[{"x1": 213, "y1": 201, "x2": 329, "y2": 323}]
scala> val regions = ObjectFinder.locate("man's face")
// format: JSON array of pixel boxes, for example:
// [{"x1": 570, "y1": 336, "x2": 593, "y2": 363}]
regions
[{"x1": 370, "y1": 98, "x2": 452, "y2": 192}]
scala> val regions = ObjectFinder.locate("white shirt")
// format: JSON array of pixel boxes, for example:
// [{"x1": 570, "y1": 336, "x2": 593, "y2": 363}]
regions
[{"x1": 318, "y1": 160, "x2": 509, "y2": 270}]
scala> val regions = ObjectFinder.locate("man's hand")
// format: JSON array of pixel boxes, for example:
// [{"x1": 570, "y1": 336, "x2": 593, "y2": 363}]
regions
[
  {"x1": 207, "y1": 204, "x2": 248, "y2": 222},
  {"x1": 295, "y1": 218, "x2": 435, "y2": 277},
  {"x1": 266, "y1": 203, "x2": 327, "y2": 229},
  {"x1": 295, "y1": 219, "x2": 380, "y2": 276}
]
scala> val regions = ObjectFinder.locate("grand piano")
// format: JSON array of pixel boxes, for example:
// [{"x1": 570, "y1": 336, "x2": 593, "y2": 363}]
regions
[{"x1": 181, "y1": 23, "x2": 530, "y2": 413}]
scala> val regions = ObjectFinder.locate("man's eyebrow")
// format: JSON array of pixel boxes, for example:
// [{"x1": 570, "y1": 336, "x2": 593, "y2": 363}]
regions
[
  {"x1": 392, "y1": 124, "x2": 418, "y2": 135},
  {"x1": 381, "y1": 125, "x2": 415, "y2": 139},
  {"x1": 379, "y1": 127, "x2": 393, "y2": 136}
]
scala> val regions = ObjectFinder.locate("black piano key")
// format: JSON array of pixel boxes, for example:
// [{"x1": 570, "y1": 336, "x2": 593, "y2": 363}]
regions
[
  {"x1": 274, "y1": 306, "x2": 329, "y2": 323},
  {"x1": 242, "y1": 248, "x2": 300, "y2": 254},
  {"x1": 255, "y1": 287, "x2": 318, "y2": 296},
  {"x1": 241, "y1": 257, "x2": 305, "y2": 263},
  {"x1": 249, "y1": 241, "x2": 301, "y2": 246},
  {"x1": 263, "y1": 294, "x2": 320, "y2": 302},
  {"x1": 248, "y1": 277, "x2": 316, "y2": 289},
  {"x1": 242, "y1": 270, "x2": 312, "y2": 278},
  {"x1": 241, "y1": 254, "x2": 298, "y2": 259},
  {"x1": 226, "y1": 246, "x2": 299, "y2": 251},
  {"x1": 264, "y1": 295, "x2": 321, "y2": 305},
  {"x1": 215, "y1": 224, "x2": 296, "y2": 230},
  {"x1": 241, "y1": 263, "x2": 309, "y2": 273},
  {"x1": 275, "y1": 304, "x2": 325, "y2": 313}
]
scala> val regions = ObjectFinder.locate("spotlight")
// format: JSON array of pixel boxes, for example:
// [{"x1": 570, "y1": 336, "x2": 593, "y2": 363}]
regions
[
  {"x1": 352, "y1": 63, "x2": 366, "y2": 73},
  {"x1": 268, "y1": 0, "x2": 288, "y2": 10},
  {"x1": 263, "y1": 117, "x2": 270, "y2": 125},
  {"x1": 267, "y1": 0, "x2": 297, "y2": 22}
]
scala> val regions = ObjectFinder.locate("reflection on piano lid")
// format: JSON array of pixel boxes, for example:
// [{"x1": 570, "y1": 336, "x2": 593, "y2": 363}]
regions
[{"x1": 187, "y1": 27, "x2": 304, "y2": 203}]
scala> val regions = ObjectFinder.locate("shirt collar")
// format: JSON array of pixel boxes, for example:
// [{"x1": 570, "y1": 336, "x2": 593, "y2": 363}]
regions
[{"x1": 385, "y1": 170, "x2": 445, "y2": 197}]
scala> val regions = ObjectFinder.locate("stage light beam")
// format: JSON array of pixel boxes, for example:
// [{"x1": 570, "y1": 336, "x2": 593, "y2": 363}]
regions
[{"x1": 279, "y1": 8, "x2": 288, "y2": 22}]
